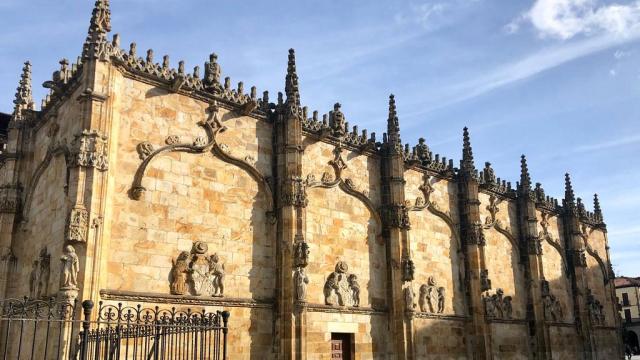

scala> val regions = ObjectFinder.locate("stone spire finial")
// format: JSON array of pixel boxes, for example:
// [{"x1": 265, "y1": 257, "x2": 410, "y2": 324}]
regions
[
  {"x1": 13, "y1": 61, "x2": 35, "y2": 120},
  {"x1": 82, "y1": 0, "x2": 112, "y2": 60},
  {"x1": 386, "y1": 94, "x2": 402, "y2": 154},
  {"x1": 564, "y1": 173, "x2": 576, "y2": 208},
  {"x1": 460, "y1": 127, "x2": 475, "y2": 174},
  {"x1": 519, "y1": 155, "x2": 531, "y2": 192},
  {"x1": 285, "y1": 48, "x2": 301, "y2": 111},
  {"x1": 593, "y1": 194, "x2": 603, "y2": 221}
]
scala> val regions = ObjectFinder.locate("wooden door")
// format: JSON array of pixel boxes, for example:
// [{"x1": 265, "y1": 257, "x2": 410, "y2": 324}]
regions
[{"x1": 331, "y1": 333, "x2": 352, "y2": 360}]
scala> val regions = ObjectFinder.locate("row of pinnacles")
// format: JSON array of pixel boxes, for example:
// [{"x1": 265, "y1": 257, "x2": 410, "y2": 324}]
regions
[{"x1": 7, "y1": 0, "x2": 609, "y2": 299}]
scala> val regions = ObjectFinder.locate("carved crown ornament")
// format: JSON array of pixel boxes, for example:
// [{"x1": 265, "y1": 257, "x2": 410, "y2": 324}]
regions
[{"x1": 129, "y1": 103, "x2": 274, "y2": 216}]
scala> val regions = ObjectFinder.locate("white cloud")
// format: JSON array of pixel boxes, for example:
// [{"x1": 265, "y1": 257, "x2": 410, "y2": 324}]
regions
[
  {"x1": 511, "y1": 0, "x2": 640, "y2": 40},
  {"x1": 573, "y1": 133, "x2": 640, "y2": 152}
]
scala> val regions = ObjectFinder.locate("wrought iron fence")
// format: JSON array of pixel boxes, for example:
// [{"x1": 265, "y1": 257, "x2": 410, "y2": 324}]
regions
[{"x1": 0, "y1": 298, "x2": 229, "y2": 360}]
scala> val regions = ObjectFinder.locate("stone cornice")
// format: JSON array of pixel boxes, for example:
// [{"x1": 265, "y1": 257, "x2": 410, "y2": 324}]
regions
[
  {"x1": 305, "y1": 303, "x2": 387, "y2": 315},
  {"x1": 99, "y1": 289, "x2": 274, "y2": 309}
]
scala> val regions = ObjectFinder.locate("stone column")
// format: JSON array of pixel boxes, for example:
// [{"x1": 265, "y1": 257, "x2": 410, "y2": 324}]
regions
[
  {"x1": 561, "y1": 174, "x2": 594, "y2": 359},
  {"x1": 516, "y1": 156, "x2": 551, "y2": 359},
  {"x1": 380, "y1": 95, "x2": 412, "y2": 359},
  {"x1": 457, "y1": 127, "x2": 492, "y2": 359},
  {"x1": 274, "y1": 49, "x2": 307, "y2": 360}
]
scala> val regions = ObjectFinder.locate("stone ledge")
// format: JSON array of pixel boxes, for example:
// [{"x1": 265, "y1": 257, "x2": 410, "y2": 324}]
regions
[
  {"x1": 487, "y1": 318, "x2": 528, "y2": 325},
  {"x1": 545, "y1": 321, "x2": 576, "y2": 327},
  {"x1": 304, "y1": 303, "x2": 387, "y2": 315},
  {"x1": 100, "y1": 289, "x2": 274, "y2": 309},
  {"x1": 411, "y1": 312, "x2": 469, "y2": 322}
]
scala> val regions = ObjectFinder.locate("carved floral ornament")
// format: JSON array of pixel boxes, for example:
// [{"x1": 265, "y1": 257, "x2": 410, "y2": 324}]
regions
[{"x1": 130, "y1": 103, "x2": 274, "y2": 214}]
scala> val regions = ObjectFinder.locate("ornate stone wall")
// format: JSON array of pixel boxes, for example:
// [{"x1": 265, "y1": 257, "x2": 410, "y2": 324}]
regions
[{"x1": 0, "y1": 2, "x2": 623, "y2": 359}]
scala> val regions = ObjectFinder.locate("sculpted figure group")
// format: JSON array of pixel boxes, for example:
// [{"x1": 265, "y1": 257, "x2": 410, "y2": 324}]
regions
[
  {"x1": 323, "y1": 261, "x2": 360, "y2": 307},
  {"x1": 170, "y1": 241, "x2": 225, "y2": 297},
  {"x1": 483, "y1": 288, "x2": 513, "y2": 319},
  {"x1": 418, "y1": 276, "x2": 445, "y2": 314}
]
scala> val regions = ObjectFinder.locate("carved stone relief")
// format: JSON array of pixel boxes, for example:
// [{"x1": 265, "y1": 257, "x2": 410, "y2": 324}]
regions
[
  {"x1": 418, "y1": 276, "x2": 445, "y2": 314},
  {"x1": 169, "y1": 241, "x2": 225, "y2": 297},
  {"x1": 401, "y1": 257, "x2": 415, "y2": 282},
  {"x1": 69, "y1": 130, "x2": 108, "y2": 171},
  {"x1": 483, "y1": 288, "x2": 513, "y2": 319},
  {"x1": 0, "y1": 184, "x2": 21, "y2": 213},
  {"x1": 65, "y1": 205, "x2": 89, "y2": 243},
  {"x1": 29, "y1": 247, "x2": 50, "y2": 299},
  {"x1": 293, "y1": 241, "x2": 309, "y2": 268},
  {"x1": 323, "y1": 261, "x2": 360, "y2": 307},
  {"x1": 468, "y1": 222, "x2": 486, "y2": 246}
]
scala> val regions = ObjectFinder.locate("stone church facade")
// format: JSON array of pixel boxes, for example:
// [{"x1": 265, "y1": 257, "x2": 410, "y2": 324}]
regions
[{"x1": 0, "y1": 1, "x2": 623, "y2": 359}]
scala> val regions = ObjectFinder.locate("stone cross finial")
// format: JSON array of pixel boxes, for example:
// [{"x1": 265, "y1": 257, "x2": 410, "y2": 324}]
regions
[
  {"x1": 13, "y1": 61, "x2": 34, "y2": 120},
  {"x1": 82, "y1": 0, "x2": 112, "y2": 60}
]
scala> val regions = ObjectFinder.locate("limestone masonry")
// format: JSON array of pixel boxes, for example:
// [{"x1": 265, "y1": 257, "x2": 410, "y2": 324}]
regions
[{"x1": 0, "y1": 1, "x2": 623, "y2": 359}]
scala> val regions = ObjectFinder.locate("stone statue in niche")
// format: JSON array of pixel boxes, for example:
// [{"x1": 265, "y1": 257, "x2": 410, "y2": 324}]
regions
[
  {"x1": 483, "y1": 288, "x2": 513, "y2": 319},
  {"x1": 169, "y1": 241, "x2": 226, "y2": 297},
  {"x1": 404, "y1": 286, "x2": 415, "y2": 311},
  {"x1": 294, "y1": 267, "x2": 309, "y2": 302},
  {"x1": 60, "y1": 245, "x2": 79, "y2": 290},
  {"x1": 28, "y1": 247, "x2": 51, "y2": 298},
  {"x1": 29, "y1": 260, "x2": 40, "y2": 299},
  {"x1": 324, "y1": 261, "x2": 359, "y2": 307},
  {"x1": 170, "y1": 251, "x2": 190, "y2": 295},
  {"x1": 418, "y1": 276, "x2": 445, "y2": 314}
]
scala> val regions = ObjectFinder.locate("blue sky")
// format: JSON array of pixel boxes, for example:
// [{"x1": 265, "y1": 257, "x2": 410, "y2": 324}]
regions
[{"x1": 1, "y1": 0, "x2": 638, "y2": 275}]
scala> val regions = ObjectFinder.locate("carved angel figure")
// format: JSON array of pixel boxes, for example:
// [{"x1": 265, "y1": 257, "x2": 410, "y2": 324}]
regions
[
  {"x1": 348, "y1": 274, "x2": 360, "y2": 307},
  {"x1": 437, "y1": 286, "x2": 446, "y2": 314},
  {"x1": 60, "y1": 245, "x2": 79, "y2": 290},
  {"x1": 208, "y1": 253, "x2": 225, "y2": 297},
  {"x1": 170, "y1": 251, "x2": 190, "y2": 295}
]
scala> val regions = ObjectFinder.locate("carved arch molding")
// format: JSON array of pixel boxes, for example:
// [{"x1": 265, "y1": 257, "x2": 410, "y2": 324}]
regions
[
  {"x1": 304, "y1": 145, "x2": 382, "y2": 231},
  {"x1": 406, "y1": 174, "x2": 460, "y2": 249},
  {"x1": 129, "y1": 103, "x2": 275, "y2": 216},
  {"x1": 22, "y1": 142, "x2": 70, "y2": 221}
]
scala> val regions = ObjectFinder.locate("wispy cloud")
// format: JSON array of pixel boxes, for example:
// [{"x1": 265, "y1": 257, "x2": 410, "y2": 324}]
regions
[
  {"x1": 508, "y1": 0, "x2": 640, "y2": 40},
  {"x1": 573, "y1": 133, "x2": 640, "y2": 152},
  {"x1": 404, "y1": 30, "x2": 640, "y2": 117}
]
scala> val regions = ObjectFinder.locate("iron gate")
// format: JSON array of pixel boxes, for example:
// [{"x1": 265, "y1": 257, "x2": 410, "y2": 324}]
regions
[{"x1": 0, "y1": 298, "x2": 229, "y2": 360}]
